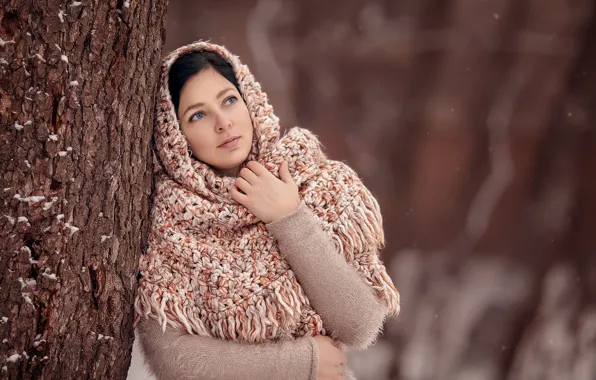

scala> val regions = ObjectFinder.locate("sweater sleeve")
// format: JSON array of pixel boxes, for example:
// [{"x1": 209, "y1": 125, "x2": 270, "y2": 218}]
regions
[
  {"x1": 266, "y1": 202, "x2": 398, "y2": 349},
  {"x1": 137, "y1": 318, "x2": 319, "y2": 380}
]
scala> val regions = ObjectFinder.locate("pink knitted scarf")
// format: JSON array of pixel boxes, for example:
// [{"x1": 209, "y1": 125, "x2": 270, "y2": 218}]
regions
[{"x1": 134, "y1": 41, "x2": 400, "y2": 343}]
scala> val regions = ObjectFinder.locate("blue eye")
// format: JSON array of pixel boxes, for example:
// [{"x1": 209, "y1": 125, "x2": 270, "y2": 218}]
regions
[
  {"x1": 189, "y1": 111, "x2": 205, "y2": 122},
  {"x1": 225, "y1": 96, "x2": 237, "y2": 105}
]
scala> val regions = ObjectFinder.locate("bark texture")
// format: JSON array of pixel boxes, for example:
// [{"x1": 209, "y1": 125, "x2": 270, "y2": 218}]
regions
[{"x1": 0, "y1": 0, "x2": 167, "y2": 378}]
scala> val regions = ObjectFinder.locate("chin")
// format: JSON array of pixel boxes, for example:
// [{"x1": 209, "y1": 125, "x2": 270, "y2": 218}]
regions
[{"x1": 217, "y1": 151, "x2": 250, "y2": 170}]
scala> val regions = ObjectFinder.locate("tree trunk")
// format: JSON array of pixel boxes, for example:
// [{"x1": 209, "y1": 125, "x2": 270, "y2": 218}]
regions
[{"x1": 0, "y1": 1, "x2": 167, "y2": 379}]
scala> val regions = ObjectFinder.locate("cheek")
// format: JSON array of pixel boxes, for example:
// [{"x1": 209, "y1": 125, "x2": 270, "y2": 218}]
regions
[{"x1": 184, "y1": 128, "x2": 212, "y2": 152}]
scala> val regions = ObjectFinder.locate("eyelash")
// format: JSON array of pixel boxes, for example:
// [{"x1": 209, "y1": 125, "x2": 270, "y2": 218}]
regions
[{"x1": 188, "y1": 96, "x2": 238, "y2": 123}]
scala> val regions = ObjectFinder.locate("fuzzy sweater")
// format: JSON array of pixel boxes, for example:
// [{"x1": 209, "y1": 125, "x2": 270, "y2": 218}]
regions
[
  {"x1": 134, "y1": 41, "x2": 400, "y2": 379},
  {"x1": 139, "y1": 204, "x2": 393, "y2": 379}
]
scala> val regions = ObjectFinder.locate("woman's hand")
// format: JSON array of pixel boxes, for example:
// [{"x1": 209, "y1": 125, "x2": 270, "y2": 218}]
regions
[
  {"x1": 231, "y1": 161, "x2": 300, "y2": 224},
  {"x1": 314, "y1": 336, "x2": 347, "y2": 380}
]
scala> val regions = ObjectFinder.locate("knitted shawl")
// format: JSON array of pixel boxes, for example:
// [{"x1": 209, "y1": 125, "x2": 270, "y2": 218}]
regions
[{"x1": 134, "y1": 41, "x2": 400, "y2": 343}]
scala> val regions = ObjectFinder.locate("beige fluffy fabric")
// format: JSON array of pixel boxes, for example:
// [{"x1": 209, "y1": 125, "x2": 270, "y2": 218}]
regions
[{"x1": 134, "y1": 41, "x2": 400, "y2": 343}]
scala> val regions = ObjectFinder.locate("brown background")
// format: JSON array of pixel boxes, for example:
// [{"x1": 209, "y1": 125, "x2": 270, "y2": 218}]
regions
[{"x1": 131, "y1": 0, "x2": 596, "y2": 379}]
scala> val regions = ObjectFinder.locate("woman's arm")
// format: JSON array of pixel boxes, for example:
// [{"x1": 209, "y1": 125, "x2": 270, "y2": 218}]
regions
[
  {"x1": 137, "y1": 318, "x2": 318, "y2": 380},
  {"x1": 266, "y1": 204, "x2": 389, "y2": 349}
]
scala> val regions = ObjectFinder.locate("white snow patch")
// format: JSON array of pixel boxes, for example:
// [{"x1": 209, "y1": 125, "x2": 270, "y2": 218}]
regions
[
  {"x1": 56, "y1": 214, "x2": 65, "y2": 220},
  {"x1": 16, "y1": 195, "x2": 45, "y2": 203},
  {"x1": 24, "y1": 160, "x2": 31, "y2": 168},
  {"x1": 66, "y1": 146, "x2": 73, "y2": 151},
  {"x1": 4, "y1": 215, "x2": 15, "y2": 225},
  {"x1": 70, "y1": 1, "x2": 82, "y2": 6},
  {"x1": 42, "y1": 272, "x2": 57, "y2": 280},
  {"x1": 18, "y1": 277, "x2": 37, "y2": 288},
  {"x1": 6, "y1": 354, "x2": 21, "y2": 363},
  {"x1": 0, "y1": 38, "x2": 16, "y2": 47},
  {"x1": 43, "y1": 197, "x2": 58, "y2": 211},
  {"x1": 0, "y1": 58, "x2": 8, "y2": 65},
  {"x1": 42, "y1": 268, "x2": 57, "y2": 280},
  {"x1": 100, "y1": 235, "x2": 112, "y2": 243},
  {"x1": 64, "y1": 223, "x2": 79, "y2": 236},
  {"x1": 17, "y1": 216, "x2": 29, "y2": 223},
  {"x1": 1, "y1": 317, "x2": 8, "y2": 323},
  {"x1": 48, "y1": 134, "x2": 59, "y2": 141},
  {"x1": 60, "y1": 55, "x2": 68, "y2": 64},
  {"x1": 22, "y1": 294, "x2": 33, "y2": 304},
  {"x1": 14, "y1": 122, "x2": 24, "y2": 131},
  {"x1": 124, "y1": 0, "x2": 130, "y2": 7},
  {"x1": 54, "y1": 44, "x2": 61, "y2": 51},
  {"x1": 58, "y1": 151, "x2": 68, "y2": 157},
  {"x1": 69, "y1": 80, "x2": 79, "y2": 86},
  {"x1": 58, "y1": 10, "x2": 65, "y2": 23}
]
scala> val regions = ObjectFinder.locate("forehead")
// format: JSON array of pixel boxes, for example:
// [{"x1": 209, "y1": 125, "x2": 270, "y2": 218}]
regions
[{"x1": 179, "y1": 67, "x2": 233, "y2": 103}]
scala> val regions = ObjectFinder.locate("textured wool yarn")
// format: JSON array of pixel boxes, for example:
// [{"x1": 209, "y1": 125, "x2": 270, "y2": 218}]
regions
[{"x1": 134, "y1": 41, "x2": 400, "y2": 343}]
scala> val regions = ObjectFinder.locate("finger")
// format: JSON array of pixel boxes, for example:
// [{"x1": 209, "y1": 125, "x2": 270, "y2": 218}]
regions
[
  {"x1": 235, "y1": 177, "x2": 252, "y2": 194},
  {"x1": 246, "y1": 161, "x2": 269, "y2": 177},
  {"x1": 238, "y1": 167, "x2": 259, "y2": 184},
  {"x1": 279, "y1": 161, "x2": 294, "y2": 184},
  {"x1": 231, "y1": 185, "x2": 249, "y2": 205}
]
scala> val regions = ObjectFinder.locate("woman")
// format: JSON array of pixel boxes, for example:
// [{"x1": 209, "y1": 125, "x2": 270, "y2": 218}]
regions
[{"x1": 134, "y1": 41, "x2": 400, "y2": 380}]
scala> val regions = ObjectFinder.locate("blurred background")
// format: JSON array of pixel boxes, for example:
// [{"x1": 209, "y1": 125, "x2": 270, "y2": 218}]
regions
[{"x1": 129, "y1": 0, "x2": 596, "y2": 379}]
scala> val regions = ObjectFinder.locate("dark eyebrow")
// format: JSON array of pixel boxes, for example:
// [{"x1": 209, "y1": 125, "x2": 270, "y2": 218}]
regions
[{"x1": 181, "y1": 87, "x2": 236, "y2": 119}]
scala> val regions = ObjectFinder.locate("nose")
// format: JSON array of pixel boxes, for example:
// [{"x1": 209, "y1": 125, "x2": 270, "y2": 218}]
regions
[{"x1": 215, "y1": 111, "x2": 231, "y2": 132}]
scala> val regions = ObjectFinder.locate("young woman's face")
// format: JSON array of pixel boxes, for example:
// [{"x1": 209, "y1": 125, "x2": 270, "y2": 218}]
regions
[{"x1": 177, "y1": 67, "x2": 253, "y2": 176}]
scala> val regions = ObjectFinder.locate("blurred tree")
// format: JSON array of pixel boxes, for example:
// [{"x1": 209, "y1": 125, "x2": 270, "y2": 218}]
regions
[{"x1": 0, "y1": 1, "x2": 167, "y2": 379}]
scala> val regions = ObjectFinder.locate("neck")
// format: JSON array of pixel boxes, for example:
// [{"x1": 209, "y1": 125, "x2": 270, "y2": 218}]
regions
[{"x1": 216, "y1": 166, "x2": 240, "y2": 178}]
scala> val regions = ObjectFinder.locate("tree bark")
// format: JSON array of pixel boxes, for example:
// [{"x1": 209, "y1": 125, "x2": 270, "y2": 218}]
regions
[{"x1": 0, "y1": 1, "x2": 167, "y2": 379}]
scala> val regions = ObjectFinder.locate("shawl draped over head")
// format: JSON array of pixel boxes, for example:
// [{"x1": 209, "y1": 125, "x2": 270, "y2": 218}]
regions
[{"x1": 134, "y1": 41, "x2": 400, "y2": 343}]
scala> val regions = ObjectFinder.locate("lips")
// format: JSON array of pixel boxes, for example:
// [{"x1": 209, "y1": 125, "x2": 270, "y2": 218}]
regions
[{"x1": 218, "y1": 136, "x2": 240, "y2": 148}]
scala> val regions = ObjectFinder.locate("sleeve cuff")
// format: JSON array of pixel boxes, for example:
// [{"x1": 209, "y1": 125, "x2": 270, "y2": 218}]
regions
[{"x1": 265, "y1": 203, "x2": 319, "y2": 243}]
